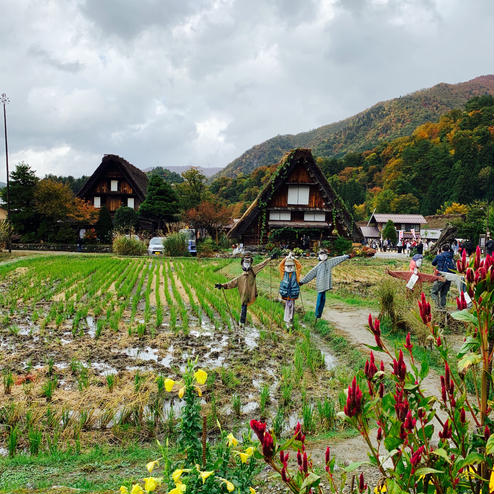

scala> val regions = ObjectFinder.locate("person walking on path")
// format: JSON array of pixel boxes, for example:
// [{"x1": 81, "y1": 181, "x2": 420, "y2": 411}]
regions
[
  {"x1": 431, "y1": 244, "x2": 455, "y2": 310},
  {"x1": 486, "y1": 237, "x2": 494, "y2": 256},
  {"x1": 215, "y1": 252, "x2": 273, "y2": 327},
  {"x1": 299, "y1": 248, "x2": 353, "y2": 320},
  {"x1": 278, "y1": 253, "x2": 301, "y2": 330}
]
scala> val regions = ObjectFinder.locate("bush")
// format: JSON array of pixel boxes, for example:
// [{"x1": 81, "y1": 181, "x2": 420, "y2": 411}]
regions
[
  {"x1": 163, "y1": 233, "x2": 188, "y2": 256},
  {"x1": 331, "y1": 235, "x2": 353, "y2": 255},
  {"x1": 113, "y1": 206, "x2": 138, "y2": 233},
  {"x1": 112, "y1": 235, "x2": 147, "y2": 256},
  {"x1": 0, "y1": 220, "x2": 13, "y2": 249},
  {"x1": 197, "y1": 237, "x2": 215, "y2": 257}
]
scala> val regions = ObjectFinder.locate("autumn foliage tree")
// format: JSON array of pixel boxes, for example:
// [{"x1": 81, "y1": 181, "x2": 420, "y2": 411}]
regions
[{"x1": 182, "y1": 200, "x2": 232, "y2": 243}]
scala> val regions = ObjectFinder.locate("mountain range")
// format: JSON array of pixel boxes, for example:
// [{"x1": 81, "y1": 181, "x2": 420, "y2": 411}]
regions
[
  {"x1": 144, "y1": 165, "x2": 222, "y2": 178},
  {"x1": 217, "y1": 75, "x2": 494, "y2": 178}
]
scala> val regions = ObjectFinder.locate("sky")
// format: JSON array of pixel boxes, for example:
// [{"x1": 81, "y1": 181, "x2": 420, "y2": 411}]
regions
[{"x1": 0, "y1": 0, "x2": 492, "y2": 181}]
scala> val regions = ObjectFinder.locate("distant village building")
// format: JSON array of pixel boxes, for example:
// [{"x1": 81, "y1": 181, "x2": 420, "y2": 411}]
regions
[
  {"x1": 77, "y1": 154, "x2": 148, "y2": 215},
  {"x1": 228, "y1": 148, "x2": 362, "y2": 247},
  {"x1": 421, "y1": 214, "x2": 464, "y2": 241},
  {"x1": 362, "y1": 213, "x2": 427, "y2": 243}
]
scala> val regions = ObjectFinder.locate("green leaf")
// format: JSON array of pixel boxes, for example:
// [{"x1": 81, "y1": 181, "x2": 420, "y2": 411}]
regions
[
  {"x1": 487, "y1": 433, "x2": 494, "y2": 455},
  {"x1": 455, "y1": 452, "x2": 484, "y2": 471},
  {"x1": 387, "y1": 478, "x2": 408, "y2": 494},
  {"x1": 419, "y1": 359, "x2": 430, "y2": 380},
  {"x1": 364, "y1": 344, "x2": 386, "y2": 352},
  {"x1": 414, "y1": 467, "x2": 443, "y2": 476},
  {"x1": 432, "y1": 448, "x2": 451, "y2": 464},
  {"x1": 404, "y1": 383, "x2": 419, "y2": 392},
  {"x1": 457, "y1": 336, "x2": 479, "y2": 357},
  {"x1": 451, "y1": 309, "x2": 477, "y2": 325},
  {"x1": 299, "y1": 472, "x2": 320, "y2": 490},
  {"x1": 343, "y1": 461, "x2": 367, "y2": 472},
  {"x1": 457, "y1": 353, "x2": 482, "y2": 373}
]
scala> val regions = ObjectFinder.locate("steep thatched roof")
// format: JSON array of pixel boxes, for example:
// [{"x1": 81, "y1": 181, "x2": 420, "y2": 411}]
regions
[
  {"x1": 228, "y1": 148, "x2": 360, "y2": 240},
  {"x1": 77, "y1": 154, "x2": 148, "y2": 201}
]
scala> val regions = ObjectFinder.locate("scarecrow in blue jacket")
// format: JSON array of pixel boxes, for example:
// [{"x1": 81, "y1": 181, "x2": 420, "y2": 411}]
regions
[
  {"x1": 278, "y1": 253, "x2": 302, "y2": 329},
  {"x1": 299, "y1": 248, "x2": 353, "y2": 320}
]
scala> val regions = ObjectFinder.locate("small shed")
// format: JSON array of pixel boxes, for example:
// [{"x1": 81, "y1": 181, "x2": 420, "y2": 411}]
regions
[{"x1": 228, "y1": 148, "x2": 362, "y2": 247}]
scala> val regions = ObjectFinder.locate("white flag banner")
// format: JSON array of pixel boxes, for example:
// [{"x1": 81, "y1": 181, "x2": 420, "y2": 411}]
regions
[{"x1": 406, "y1": 273, "x2": 419, "y2": 290}]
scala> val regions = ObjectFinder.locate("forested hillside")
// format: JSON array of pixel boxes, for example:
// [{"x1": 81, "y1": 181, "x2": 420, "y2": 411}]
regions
[
  {"x1": 218, "y1": 75, "x2": 493, "y2": 178},
  {"x1": 210, "y1": 95, "x2": 494, "y2": 218}
]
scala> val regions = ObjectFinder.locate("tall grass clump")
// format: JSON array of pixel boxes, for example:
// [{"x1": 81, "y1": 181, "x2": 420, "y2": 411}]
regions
[
  {"x1": 163, "y1": 233, "x2": 188, "y2": 256},
  {"x1": 113, "y1": 235, "x2": 147, "y2": 256}
]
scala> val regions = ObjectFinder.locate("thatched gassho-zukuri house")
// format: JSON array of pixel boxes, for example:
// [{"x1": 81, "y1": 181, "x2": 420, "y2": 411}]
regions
[
  {"x1": 228, "y1": 148, "x2": 362, "y2": 247},
  {"x1": 77, "y1": 154, "x2": 148, "y2": 215}
]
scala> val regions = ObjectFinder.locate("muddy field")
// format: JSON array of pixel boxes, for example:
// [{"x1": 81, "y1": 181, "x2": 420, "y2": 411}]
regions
[{"x1": 0, "y1": 255, "x2": 349, "y2": 456}]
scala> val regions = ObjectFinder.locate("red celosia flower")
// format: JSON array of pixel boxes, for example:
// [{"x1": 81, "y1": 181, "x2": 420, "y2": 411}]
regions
[
  {"x1": 377, "y1": 427, "x2": 382, "y2": 441},
  {"x1": 379, "y1": 382, "x2": 384, "y2": 398},
  {"x1": 485, "y1": 425, "x2": 491, "y2": 441},
  {"x1": 466, "y1": 267, "x2": 474, "y2": 283},
  {"x1": 403, "y1": 410, "x2": 416, "y2": 431},
  {"x1": 460, "y1": 408, "x2": 466, "y2": 424},
  {"x1": 393, "y1": 350, "x2": 407, "y2": 381},
  {"x1": 297, "y1": 449, "x2": 302, "y2": 466},
  {"x1": 439, "y1": 419, "x2": 452, "y2": 440},
  {"x1": 325, "y1": 447, "x2": 330, "y2": 465},
  {"x1": 410, "y1": 446, "x2": 424, "y2": 473},
  {"x1": 344, "y1": 377, "x2": 363, "y2": 417},
  {"x1": 359, "y1": 473, "x2": 367, "y2": 493},
  {"x1": 281, "y1": 465, "x2": 289, "y2": 482},
  {"x1": 418, "y1": 293, "x2": 431, "y2": 324},
  {"x1": 302, "y1": 452, "x2": 308, "y2": 473},
  {"x1": 368, "y1": 314, "x2": 384, "y2": 348},
  {"x1": 250, "y1": 420, "x2": 266, "y2": 443},
  {"x1": 474, "y1": 245, "x2": 481, "y2": 270},
  {"x1": 405, "y1": 332, "x2": 413, "y2": 353},
  {"x1": 394, "y1": 388, "x2": 409, "y2": 421},
  {"x1": 262, "y1": 431, "x2": 274, "y2": 458},
  {"x1": 365, "y1": 351, "x2": 378, "y2": 381}
]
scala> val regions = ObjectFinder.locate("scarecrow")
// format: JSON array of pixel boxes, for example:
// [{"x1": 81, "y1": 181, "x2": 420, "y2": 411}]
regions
[
  {"x1": 278, "y1": 253, "x2": 302, "y2": 330},
  {"x1": 215, "y1": 252, "x2": 273, "y2": 327},
  {"x1": 299, "y1": 248, "x2": 353, "y2": 320}
]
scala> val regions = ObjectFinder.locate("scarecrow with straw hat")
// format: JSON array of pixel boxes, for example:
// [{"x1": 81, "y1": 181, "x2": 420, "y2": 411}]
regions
[
  {"x1": 299, "y1": 248, "x2": 354, "y2": 321},
  {"x1": 278, "y1": 252, "x2": 302, "y2": 330},
  {"x1": 215, "y1": 252, "x2": 274, "y2": 327}
]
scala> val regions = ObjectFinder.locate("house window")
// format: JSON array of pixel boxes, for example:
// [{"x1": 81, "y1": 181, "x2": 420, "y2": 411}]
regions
[
  {"x1": 269, "y1": 211, "x2": 291, "y2": 221},
  {"x1": 94, "y1": 196, "x2": 101, "y2": 208},
  {"x1": 111, "y1": 180, "x2": 118, "y2": 192},
  {"x1": 304, "y1": 212, "x2": 326, "y2": 222},
  {"x1": 127, "y1": 197, "x2": 135, "y2": 209},
  {"x1": 288, "y1": 186, "x2": 309, "y2": 205}
]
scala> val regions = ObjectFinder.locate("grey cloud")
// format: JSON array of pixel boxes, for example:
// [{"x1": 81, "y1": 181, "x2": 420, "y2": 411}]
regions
[{"x1": 28, "y1": 47, "x2": 83, "y2": 73}]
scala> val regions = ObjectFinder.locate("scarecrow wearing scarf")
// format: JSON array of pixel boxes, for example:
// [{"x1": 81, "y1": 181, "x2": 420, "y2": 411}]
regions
[
  {"x1": 278, "y1": 253, "x2": 302, "y2": 330},
  {"x1": 215, "y1": 253, "x2": 272, "y2": 327},
  {"x1": 299, "y1": 248, "x2": 353, "y2": 320}
]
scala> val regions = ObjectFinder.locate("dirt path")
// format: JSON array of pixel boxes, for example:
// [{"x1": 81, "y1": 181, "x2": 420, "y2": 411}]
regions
[{"x1": 299, "y1": 299, "x2": 448, "y2": 469}]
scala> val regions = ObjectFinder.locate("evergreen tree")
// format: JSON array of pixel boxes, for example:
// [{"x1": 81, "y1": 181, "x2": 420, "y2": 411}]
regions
[
  {"x1": 95, "y1": 206, "x2": 113, "y2": 243},
  {"x1": 1, "y1": 162, "x2": 39, "y2": 239},
  {"x1": 139, "y1": 175, "x2": 179, "y2": 229},
  {"x1": 113, "y1": 206, "x2": 138, "y2": 233},
  {"x1": 382, "y1": 220, "x2": 397, "y2": 244}
]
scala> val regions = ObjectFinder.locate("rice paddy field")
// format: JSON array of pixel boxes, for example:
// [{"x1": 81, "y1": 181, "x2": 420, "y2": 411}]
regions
[{"x1": 0, "y1": 253, "x2": 414, "y2": 492}]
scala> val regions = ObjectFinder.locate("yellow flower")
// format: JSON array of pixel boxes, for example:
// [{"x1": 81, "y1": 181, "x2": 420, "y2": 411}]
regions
[
  {"x1": 165, "y1": 378, "x2": 176, "y2": 392},
  {"x1": 245, "y1": 447, "x2": 255, "y2": 457},
  {"x1": 224, "y1": 480, "x2": 235, "y2": 492},
  {"x1": 194, "y1": 369, "x2": 207, "y2": 385},
  {"x1": 194, "y1": 385, "x2": 202, "y2": 397},
  {"x1": 146, "y1": 460, "x2": 159, "y2": 473},
  {"x1": 374, "y1": 485, "x2": 387, "y2": 494},
  {"x1": 199, "y1": 470, "x2": 214, "y2": 484},
  {"x1": 490, "y1": 469, "x2": 494, "y2": 493},
  {"x1": 226, "y1": 433, "x2": 238, "y2": 447},
  {"x1": 249, "y1": 488, "x2": 256, "y2": 494},
  {"x1": 120, "y1": 487, "x2": 129, "y2": 494},
  {"x1": 143, "y1": 477, "x2": 161, "y2": 492},
  {"x1": 169, "y1": 484, "x2": 187, "y2": 494},
  {"x1": 178, "y1": 386, "x2": 185, "y2": 399},
  {"x1": 172, "y1": 469, "x2": 184, "y2": 483},
  {"x1": 130, "y1": 484, "x2": 144, "y2": 494},
  {"x1": 235, "y1": 451, "x2": 249, "y2": 463}
]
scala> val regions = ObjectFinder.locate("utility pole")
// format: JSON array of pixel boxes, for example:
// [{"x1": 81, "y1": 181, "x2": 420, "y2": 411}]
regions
[{"x1": 1, "y1": 93, "x2": 11, "y2": 253}]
